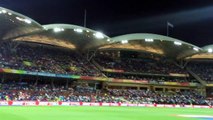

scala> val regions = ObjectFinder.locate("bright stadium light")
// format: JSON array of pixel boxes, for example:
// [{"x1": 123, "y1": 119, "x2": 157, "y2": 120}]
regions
[
  {"x1": 53, "y1": 28, "x2": 64, "y2": 33},
  {"x1": 2, "y1": 9, "x2": 7, "y2": 13},
  {"x1": 16, "y1": 17, "x2": 25, "y2": 22},
  {"x1": 193, "y1": 47, "x2": 199, "y2": 51},
  {"x1": 24, "y1": 19, "x2": 32, "y2": 24},
  {"x1": 94, "y1": 32, "x2": 104, "y2": 39},
  {"x1": 145, "y1": 38, "x2": 154, "y2": 42},
  {"x1": 16, "y1": 17, "x2": 21, "y2": 21},
  {"x1": 174, "y1": 41, "x2": 182, "y2": 46},
  {"x1": 74, "y1": 28, "x2": 83, "y2": 33},
  {"x1": 0, "y1": 11, "x2": 2, "y2": 14},
  {"x1": 107, "y1": 39, "x2": 111, "y2": 42},
  {"x1": 121, "y1": 40, "x2": 128, "y2": 44},
  {"x1": 16, "y1": 17, "x2": 32, "y2": 24},
  {"x1": 8, "y1": 13, "x2": 12, "y2": 15},
  {"x1": 43, "y1": 26, "x2": 48, "y2": 30},
  {"x1": 208, "y1": 48, "x2": 213, "y2": 53}
]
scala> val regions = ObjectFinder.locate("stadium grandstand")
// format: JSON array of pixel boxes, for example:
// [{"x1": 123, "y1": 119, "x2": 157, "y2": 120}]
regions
[{"x1": 0, "y1": 6, "x2": 213, "y2": 106}]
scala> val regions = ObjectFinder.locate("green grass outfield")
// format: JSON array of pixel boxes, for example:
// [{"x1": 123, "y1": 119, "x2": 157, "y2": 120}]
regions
[{"x1": 0, "y1": 106, "x2": 213, "y2": 120}]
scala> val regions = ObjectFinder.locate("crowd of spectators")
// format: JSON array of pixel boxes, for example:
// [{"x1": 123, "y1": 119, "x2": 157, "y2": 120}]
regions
[
  {"x1": 94, "y1": 54, "x2": 188, "y2": 75},
  {"x1": 0, "y1": 81, "x2": 94, "y2": 102},
  {"x1": 106, "y1": 73, "x2": 198, "y2": 83},
  {"x1": 105, "y1": 89, "x2": 211, "y2": 105},
  {"x1": 0, "y1": 43, "x2": 103, "y2": 77},
  {"x1": 0, "y1": 42, "x2": 207, "y2": 85},
  {"x1": 0, "y1": 42, "x2": 212, "y2": 106},
  {"x1": 188, "y1": 62, "x2": 213, "y2": 83},
  {"x1": 0, "y1": 81, "x2": 212, "y2": 106}
]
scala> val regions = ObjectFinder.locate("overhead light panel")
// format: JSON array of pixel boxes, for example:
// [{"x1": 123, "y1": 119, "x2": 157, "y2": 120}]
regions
[
  {"x1": 2, "y1": 9, "x2": 7, "y2": 13},
  {"x1": 43, "y1": 26, "x2": 48, "y2": 30},
  {"x1": 121, "y1": 40, "x2": 128, "y2": 44},
  {"x1": 24, "y1": 19, "x2": 32, "y2": 24},
  {"x1": 208, "y1": 48, "x2": 213, "y2": 53},
  {"x1": 174, "y1": 41, "x2": 182, "y2": 46},
  {"x1": 193, "y1": 47, "x2": 199, "y2": 51},
  {"x1": 16, "y1": 17, "x2": 21, "y2": 20},
  {"x1": 145, "y1": 38, "x2": 154, "y2": 42},
  {"x1": 16, "y1": 17, "x2": 32, "y2": 24},
  {"x1": 94, "y1": 32, "x2": 104, "y2": 39},
  {"x1": 74, "y1": 28, "x2": 83, "y2": 33},
  {"x1": 53, "y1": 28, "x2": 64, "y2": 33}
]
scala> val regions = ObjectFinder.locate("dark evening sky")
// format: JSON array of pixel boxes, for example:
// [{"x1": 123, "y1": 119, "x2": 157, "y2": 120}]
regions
[{"x1": 1, "y1": 0, "x2": 213, "y2": 47}]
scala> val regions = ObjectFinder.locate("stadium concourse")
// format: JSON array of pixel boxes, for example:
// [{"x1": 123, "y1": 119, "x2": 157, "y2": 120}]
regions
[{"x1": 0, "y1": 7, "x2": 213, "y2": 107}]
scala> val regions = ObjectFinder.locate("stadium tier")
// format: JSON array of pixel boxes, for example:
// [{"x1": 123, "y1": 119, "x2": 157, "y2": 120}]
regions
[
  {"x1": 0, "y1": 81, "x2": 212, "y2": 105},
  {"x1": 0, "y1": 43, "x2": 103, "y2": 77},
  {"x1": 0, "y1": 7, "x2": 213, "y2": 106},
  {"x1": 188, "y1": 61, "x2": 213, "y2": 83}
]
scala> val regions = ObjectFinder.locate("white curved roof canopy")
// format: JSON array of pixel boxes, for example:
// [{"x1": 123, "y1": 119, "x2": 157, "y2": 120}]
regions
[
  {"x1": 111, "y1": 33, "x2": 199, "y2": 47},
  {"x1": 99, "y1": 33, "x2": 202, "y2": 59},
  {"x1": 203, "y1": 45, "x2": 213, "y2": 52},
  {"x1": 0, "y1": 7, "x2": 43, "y2": 40},
  {"x1": 14, "y1": 24, "x2": 111, "y2": 50},
  {"x1": 186, "y1": 45, "x2": 213, "y2": 60},
  {"x1": 1, "y1": 7, "x2": 212, "y2": 60}
]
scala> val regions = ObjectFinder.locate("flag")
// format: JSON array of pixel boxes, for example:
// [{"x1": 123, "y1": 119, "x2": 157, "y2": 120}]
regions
[{"x1": 167, "y1": 22, "x2": 174, "y2": 28}]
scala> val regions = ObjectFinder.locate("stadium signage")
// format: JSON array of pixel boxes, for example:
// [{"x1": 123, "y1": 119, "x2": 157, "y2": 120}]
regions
[
  {"x1": 206, "y1": 84, "x2": 213, "y2": 87},
  {"x1": 169, "y1": 73, "x2": 189, "y2": 77},
  {"x1": 0, "y1": 101, "x2": 212, "y2": 108},
  {"x1": 0, "y1": 68, "x2": 197, "y2": 86}
]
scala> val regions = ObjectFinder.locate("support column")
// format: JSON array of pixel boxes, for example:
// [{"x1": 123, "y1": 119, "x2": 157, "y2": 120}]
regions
[
  {"x1": 51, "y1": 79, "x2": 55, "y2": 89},
  {"x1": 34, "y1": 79, "x2": 38, "y2": 86},
  {"x1": 66, "y1": 79, "x2": 69, "y2": 89}
]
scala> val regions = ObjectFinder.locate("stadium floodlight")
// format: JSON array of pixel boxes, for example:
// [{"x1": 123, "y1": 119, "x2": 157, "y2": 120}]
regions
[
  {"x1": 121, "y1": 40, "x2": 128, "y2": 44},
  {"x1": 24, "y1": 19, "x2": 32, "y2": 24},
  {"x1": 107, "y1": 39, "x2": 111, "y2": 42},
  {"x1": 208, "y1": 48, "x2": 213, "y2": 53},
  {"x1": 16, "y1": 17, "x2": 24, "y2": 22},
  {"x1": 53, "y1": 28, "x2": 64, "y2": 33},
  {"x1": 8, "y1": 12, "x2": 12, "y2": 15},
  {"x1": 16, "y1": 17, "x2": 32, "y2": 24},
  {"x1": 43, "y1": 26, "x2": 48, "y2": 30},
  {"x1": 174, "y1": 41, "x2": 182, "y2": 46},
  {"x1": 94, "y1": 32, "x2": 104, "y2": 39},
  {"x1": 16, "y1": 17, "x2": 21, "y2": 20},
  {"x1": 2, "y1": 9, "x2": 7, "y2": 13},
  {"x1": 193, "y1": 47, "x2": 199, "y2": 51},
  {"x1": 74, "y1": 28, "x2": 83, "y2": 33},
  {"x1": 0, "y1": 11, "x2": 2, "y2": 14},
  {"x1": 145, "y1": 38, "x2": 154, "y2": 42}
]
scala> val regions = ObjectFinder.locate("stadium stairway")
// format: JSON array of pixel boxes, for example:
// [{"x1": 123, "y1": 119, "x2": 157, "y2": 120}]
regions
[
  {"x1": 91, "y1": 59, "x2": 104, "y2": 71},
  {"x1": 186, "y1": 67, "x2": 207, "y2": 86},
  {"x1": 91, "y1": 59, "x2": 108, "y2": 77},
  {"x1": 78, "y1": 53, "x2": 108, "y2": 78}
]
